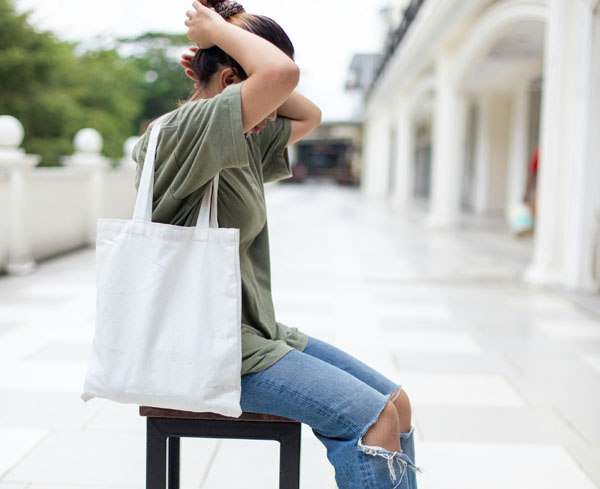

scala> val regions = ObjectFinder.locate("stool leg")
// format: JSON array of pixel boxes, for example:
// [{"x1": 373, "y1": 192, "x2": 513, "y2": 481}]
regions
[
  {"x1": 279, "y1": 423, "x2": 301, "y2": 489},
  {"x1": 147, "y1": 419, "x2": 167, "y2": 489},
  {"x1": 168, "y1": 437, "x2": 180, "y2": 489}
]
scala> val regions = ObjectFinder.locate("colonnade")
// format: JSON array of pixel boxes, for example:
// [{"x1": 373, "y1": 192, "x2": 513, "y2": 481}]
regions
[{"x1": 361, "y1": 0, "x2": 600, "y2": 291}]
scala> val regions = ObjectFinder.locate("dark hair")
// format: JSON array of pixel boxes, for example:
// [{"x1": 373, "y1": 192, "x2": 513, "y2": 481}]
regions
[{"x1": 191, "y1": 0, "x2": 295, "y2": 87}]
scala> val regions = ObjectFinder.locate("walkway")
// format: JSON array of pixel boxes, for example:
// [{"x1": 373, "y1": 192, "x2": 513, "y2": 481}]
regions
[{"x1": 0, "y1": 183, "x2": 599, "y2": 489}]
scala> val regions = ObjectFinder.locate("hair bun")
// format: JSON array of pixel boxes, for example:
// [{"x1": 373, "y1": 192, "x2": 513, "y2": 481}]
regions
[{"x1": 206, "y1": 0, "x2": 245, "y2": 19}]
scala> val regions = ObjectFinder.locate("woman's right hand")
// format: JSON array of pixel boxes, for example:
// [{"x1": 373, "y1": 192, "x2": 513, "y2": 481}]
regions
[{"x1": 185, "y1": 1, "x2": 225, "y2": 49}]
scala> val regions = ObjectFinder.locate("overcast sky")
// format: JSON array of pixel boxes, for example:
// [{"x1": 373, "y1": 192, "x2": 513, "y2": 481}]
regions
[{"x1": 15, "y1": 0, "x2": 387, "y2": 121}]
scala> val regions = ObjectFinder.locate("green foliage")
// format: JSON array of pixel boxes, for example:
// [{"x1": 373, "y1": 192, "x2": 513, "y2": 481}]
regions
[
  {"x1": 0, "y1": 0, "x2": 194, "y2": 166},
  {"x1": 119, "y1": 32, "x2": 193, "y2": 130}
]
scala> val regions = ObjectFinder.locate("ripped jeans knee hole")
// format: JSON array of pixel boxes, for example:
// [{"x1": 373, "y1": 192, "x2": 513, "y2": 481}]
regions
[{"x1": 358, "y1": 436, "x2": 422, "y2": 489}]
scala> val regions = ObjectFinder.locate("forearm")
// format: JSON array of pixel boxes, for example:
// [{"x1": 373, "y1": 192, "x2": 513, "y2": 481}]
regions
[
  {"x1": 209, "y1": 21, "x2": 297, "y2": 79},
  {"x1": 277, "y1": 91, "x2": 322, "y2": 123}
]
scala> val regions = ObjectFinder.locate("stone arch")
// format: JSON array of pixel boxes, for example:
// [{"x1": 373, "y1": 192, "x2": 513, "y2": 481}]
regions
[{"x1": 453, "y1": 0, "x2": 549, "y2": 90}]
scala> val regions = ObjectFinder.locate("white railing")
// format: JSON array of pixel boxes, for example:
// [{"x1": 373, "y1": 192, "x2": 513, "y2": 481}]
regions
[{"x1": 0, "y1": 115, "x2": 139, "y2": 275}]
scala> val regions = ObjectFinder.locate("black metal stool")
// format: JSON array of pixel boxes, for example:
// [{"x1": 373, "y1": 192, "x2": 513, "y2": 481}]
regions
[{"x1": 140, "y1": 406, "x2": 301, "y2": 489}]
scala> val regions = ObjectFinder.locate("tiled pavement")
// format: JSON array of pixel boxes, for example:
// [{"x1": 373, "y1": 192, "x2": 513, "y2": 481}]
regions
[{"x1": 0, "y1": 183, "x2": 599, "y2": 489}]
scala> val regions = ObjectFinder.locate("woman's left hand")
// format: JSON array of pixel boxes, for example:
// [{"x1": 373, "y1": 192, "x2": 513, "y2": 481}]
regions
[{"x1": 179, "y1": 46, "x2": 201, "y2": 87}]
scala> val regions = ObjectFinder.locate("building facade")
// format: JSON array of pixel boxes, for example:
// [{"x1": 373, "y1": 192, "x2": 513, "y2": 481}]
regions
[{"x1": 360, "y1": 0, "x2": 600, "y2": 292}]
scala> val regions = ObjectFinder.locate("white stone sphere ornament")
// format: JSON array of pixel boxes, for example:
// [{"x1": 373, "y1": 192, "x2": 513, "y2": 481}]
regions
[
  {"x1": 74, "y1": 128, "x2": 103, "y2": 154},
  {"x1": 120, "y1": 136, "x2": 140, "y2": 169},
  {"x1": 0, "y1": 115, "x2": 40, "y2": 168},
  {"x1": 0, "y1": 115, "x2": 25, "y2": 152},
  {"x1": 62, "y1": 128, "x2": 109, "y2": 168}
]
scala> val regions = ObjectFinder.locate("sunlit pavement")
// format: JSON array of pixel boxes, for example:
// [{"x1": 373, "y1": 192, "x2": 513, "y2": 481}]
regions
[{"x1": 0, "y1": 182, "x2": 599, "y2": 489}]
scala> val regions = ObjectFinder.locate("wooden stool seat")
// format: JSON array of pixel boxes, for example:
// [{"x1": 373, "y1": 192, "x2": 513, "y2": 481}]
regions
[
  {"x1": 139, "y1": 406, "x2": 297, "y2": 423},
  {"x1": 140, "y1": 406, "x2": 301, "y2": 489}
]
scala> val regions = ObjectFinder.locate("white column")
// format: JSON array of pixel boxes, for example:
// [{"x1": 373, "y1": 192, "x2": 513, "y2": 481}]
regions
[
  {"x1": 472, "y1": 95, "x2": 513, "y2": 216},
  {"x1": 505, "y1": 84, "x2": 530, "y2": 214},
  {"x1": 391, "y1": 98, "x2": 415, "y2": 209},
  {"x1": 525, "y1": 0, "x2": 598, "y2": 289},
  {"x1": 525, "y1": 0, "x2": 569, "y2": 285},
  {"x1": 361, "y1": 111, "x2": 392, "y2": 198},
  {"x1": 427, "y1": 48, "x2": 468, "y2": 228},
  {"x1": 0, "y1": 116, "x2": 40, "y2": 275},
  {"x1": 563, "y1": 1, "x2": 600, "y2": 290},
  {"x1": 472, "y1": 97, "x2": 492, "y2": 214},
  {"x1": 361, "y1": 116, "x2": 377, "y2": 196}
]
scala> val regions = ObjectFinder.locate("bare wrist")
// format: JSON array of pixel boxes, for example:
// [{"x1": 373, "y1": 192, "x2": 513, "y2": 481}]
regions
[{"x1": 209, "y1": 19, "x2": 237, "y2": 48}]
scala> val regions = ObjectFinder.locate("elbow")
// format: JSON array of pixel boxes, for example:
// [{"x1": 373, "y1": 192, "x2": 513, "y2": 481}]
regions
[
  {"x1": 281, "y1": 62, "x2": 300, "y2": 90},
  {"x1": 266, "y1": 61, "x2": 300, "y2": 92},
  {"x1": 314, "y1": 107, "x2": 322, "y2": 127},
  {"x1": 308, "y1": 106, "x2": 322, "y2": 132}
]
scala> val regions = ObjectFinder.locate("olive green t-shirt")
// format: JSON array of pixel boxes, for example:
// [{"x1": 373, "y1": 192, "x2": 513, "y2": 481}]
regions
[{"x1": 132, "y1": 81, "x2": 308, "y2": 375}]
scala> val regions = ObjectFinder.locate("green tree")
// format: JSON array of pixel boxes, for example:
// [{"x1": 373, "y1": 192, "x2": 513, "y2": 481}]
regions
[
  {"x1": 0, "y1": 0, "x2": 144, "y2": 165},
  {"x1": 118, "y1": 32, "x2": 194, "y2": 131},
  {"x1": 0, "y1": 0, "x2": 79, "y2": 164},
  {"x1": 0, "y1": 0, "x2": 194, "y2": 166}
]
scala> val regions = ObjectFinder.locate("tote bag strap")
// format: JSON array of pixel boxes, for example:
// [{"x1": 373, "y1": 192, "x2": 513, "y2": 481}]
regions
[
  {"x1": 132, "y1": 115, "x2": 219, "y2": 229},
  {"x1": 133, "y1": 116, "x2": 166, "y2": 222},
  {"x1": 196, "y1": 173, "x2": 219, "y2": 229}
]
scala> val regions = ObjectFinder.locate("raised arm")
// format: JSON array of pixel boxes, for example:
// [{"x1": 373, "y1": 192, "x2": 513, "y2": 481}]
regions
[
  {"x1": 185, "y1": 1, "x2": 299, "y2": 133},
  {"x1": 181, "y1": 47, "x2": 321, "y2": 146},
  {"x1": 275, "y1": 91, "x2": 322, "y2": 146}
]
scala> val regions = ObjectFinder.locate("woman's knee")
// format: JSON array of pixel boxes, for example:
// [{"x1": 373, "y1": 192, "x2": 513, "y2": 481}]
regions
[
  {"x1": 391, "y1": 388, "x2": 412, "y2": 432},
  {"x1": 363, "y1": 401, "x2": 401, "y2": 452}
]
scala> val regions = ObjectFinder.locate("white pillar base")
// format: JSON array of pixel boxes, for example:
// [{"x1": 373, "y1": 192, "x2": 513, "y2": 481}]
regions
[{"x1": 425, "y1": 212, "x2": 462, "y2": 229}]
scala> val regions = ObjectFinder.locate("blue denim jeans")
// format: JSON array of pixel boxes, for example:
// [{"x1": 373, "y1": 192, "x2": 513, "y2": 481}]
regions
[{"x1": 240, "y1": 336, "x2": 421, "y2": 489}]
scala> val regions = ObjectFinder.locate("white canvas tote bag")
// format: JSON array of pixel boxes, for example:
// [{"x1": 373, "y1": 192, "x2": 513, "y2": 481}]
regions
[{"x1": 81, "y1": 118, "x2": 243, "y2": 417}]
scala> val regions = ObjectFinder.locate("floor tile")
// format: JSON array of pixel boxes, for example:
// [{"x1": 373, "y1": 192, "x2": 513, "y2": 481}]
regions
[
  {"x1": 565, "y1": 445, "x2": 600, "y2": 488},
  {"x1": 298, "y1": 427, "x2": 336, "y2": 489},
  {"x1": 179, "y1": 437, "x2": 220, "y2": 488},
  {"x1": 0, "y1": 427, "x2": 49, "y2": 479},
  {"x1": 0, "y1": 390, "x2": 103, "y2": 431},
  {"x1": 556, "y1": 402, "x2": 600, "y2": 445},
  {"x1": 0, "y1": 326, "x2": 58, "y2": 363},
  {"x1": 2, "y1": 431, "x2": 145, "y2": 487},
  {"x1": 503, "y1": 347, "x2": 599, "y2": 382},
  {"x1": 417, "y1": 442, "x2": 597, "y2": 489},
  {"x1": 375, "y1": 302, "x2": 454, "y2": 322},
  {"x1": 81, "y1": 401, "x2": 146, "y2": 434},
  {"x1": 0, "y1": 361, "x2": 87, "y2": 393},
  {"x1": 369, "y1": 284, "x2": 436, "y2": 302},
  {"x1": 509, "y1": 375, "x2": 600, "y2": 409},
  {"x1": 384, "y1": 332, "x2": 483, "y2": 355},
  {"x1": 22, "y1": 341, "x2": 91, "y2": 363},
  {"x1": 582, "y1": 354, "x2": 600, "y2": 376},
  {"x1": 200, "y1": 439, "x2": 280, "y2": 489},
  {"x1": 402, "y1": 373, "x2": 525, "y2": 406},
  {"x1": 1, "y1": 184, "x2": 600, "y2": 489},
  {"x1": 392, "y1": 351, "x2": 517, "y2": 376},
  {"x1": 415, "y1": 405, "x2": 589, "y2": 446},
  {"x1": 505, "y1": 295, "x2": 583, "y2": 314},
  {"x1": 534, "y1": 319, "x2": 600, "y2": 340}
]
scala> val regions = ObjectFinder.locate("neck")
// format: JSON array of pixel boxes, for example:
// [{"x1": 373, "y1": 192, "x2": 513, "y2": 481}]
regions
[{"x1": 191, "y1": 87, "x2": 212, "y2": 101}]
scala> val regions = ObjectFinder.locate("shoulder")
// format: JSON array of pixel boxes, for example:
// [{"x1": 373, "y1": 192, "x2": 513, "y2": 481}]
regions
[{"x1": 178, "y1": 82, "x2": 243, "y2": 122}]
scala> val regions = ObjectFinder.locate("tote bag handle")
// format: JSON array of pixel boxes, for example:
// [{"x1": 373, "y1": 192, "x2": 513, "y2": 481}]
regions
[{"x1": 132, "y1": 117, "x2": 219, "y2": 229}]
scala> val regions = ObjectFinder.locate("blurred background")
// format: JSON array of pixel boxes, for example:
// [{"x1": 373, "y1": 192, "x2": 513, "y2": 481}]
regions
[{"x1": 1, "y1": 0, "x2": 599, "y2": 488}]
